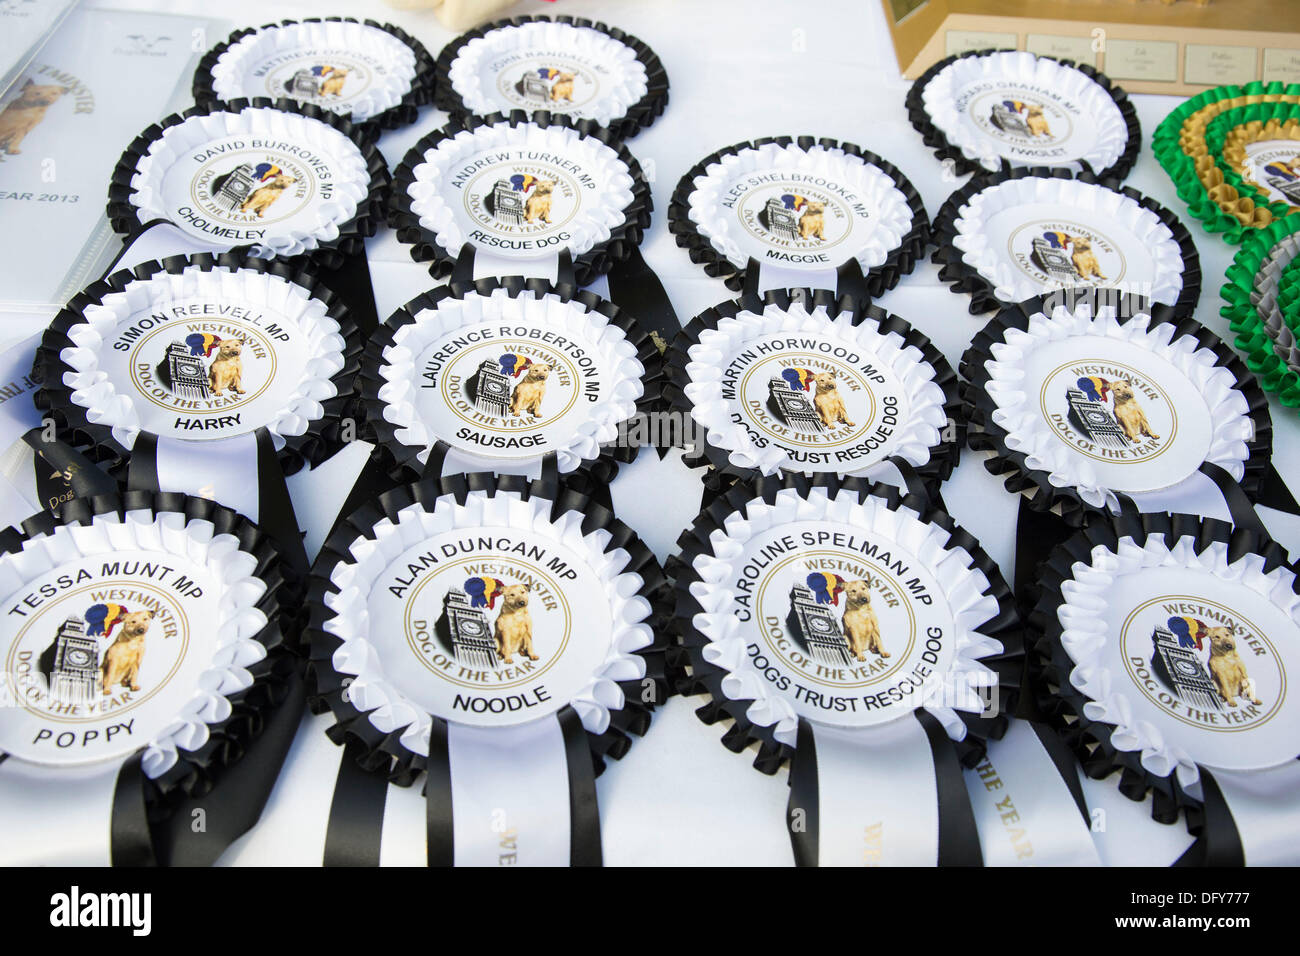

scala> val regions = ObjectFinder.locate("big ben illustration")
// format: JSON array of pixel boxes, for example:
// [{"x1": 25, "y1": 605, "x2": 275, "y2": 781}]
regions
[
  {"x1": 441, "y1": 586, "x2": 500, "y2": 670},
  {"x1": 1150, "y1": 623, "x2": 1221, "y2": 712},
  {"x1": 472, "y1": 359, "x2": 512, "y2": 418},
  {"x1": 48, "y1": 616, "x2": 99, "y2": 707},
  {"x1": 786, "y1": 581, "x2": 854, "y2": 667}
]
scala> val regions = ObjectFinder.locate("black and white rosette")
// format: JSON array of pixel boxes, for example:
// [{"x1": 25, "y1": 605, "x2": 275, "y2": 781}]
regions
[
  {"x1": 357, "y1": 277, "x2": 661, "y2": 497},
  {"x1": 663, "y1": 289, "x2": 961, "y2": 501},
  {"x1": 1033, "y1": 512, "x2": 1300, "y2": 865},
  {"x1": 108, "y1": 98, "x2": 390, "y2": 270},
  {"x1": 390, "y1": 111, "x2": 649, "y2": 285},
  {"x1": 673, "y1": 476, "x2": 1022, "y2": 865},
  {"x1": 669, "y1": 137, "x2": 929, "y2": 299},
  {"x1": 306, "y1": 474, "x2": 668, "y2": 866},
  {"x1": 193, "y1": 18, "x2": 436, "y2": 134},
  {"x1": 906, "y1": 49, "x2": 1140, "y2": 181},
  {"x1": 36, "y1": 255, "x2": 361, "y2": 579},
  {"x1": 0, "y1": 490, "x2": 296, "y2": 866},
  {"x1": 963, "y1": 292, "x2": 1269, "y2": 529},
  {"x1": 434, "y1": 15, "x2": 668, "y2": 141},
  {"x1": 933, "y1": 169, "x2": 1201, "y2": 317}
]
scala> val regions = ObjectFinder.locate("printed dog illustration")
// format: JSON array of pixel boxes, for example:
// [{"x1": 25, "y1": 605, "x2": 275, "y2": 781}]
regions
[
  {"x1": 1025, "y1": 104, "x2": 1052, "y2": 138},
  {"x1": 1207, "y1": 626, "x2": 1262, "y2": 708},
  {"x1": 0, "y1": 80, "x2": 69, "y2": 155},
  {"x1": 1069, "y1": 236, "x2": 1106, "y2": 280},
  {"x1": 812, "y1": 370, "x2": 854, "y2": 428},
  {"x1": 319, "y1": 67, "x2": 348, "y2": 97},
  {"x1": 841, "y1": 579, "x2": 886, "y2": 660},
  {"x1": 510, "y1": 363, "x2": 550, "y2": 418},
  {"x1": 550, "y1": 72, "x2": 576, "y2": 102},
  {"x1": 798, "y1": 200, "x2": 826, "y2": 240},
  {"x1": 524, "y1": 179, "x2": 555, "y2": 223},
  {"x1": 207, "y1": 338, "x2": 245, "y2": 396},
  {"x1": 1109, "y1": 379, "x2": 1159, "y2": 443},
  {"x1": 493, "y1": 584, "x2": 537, "y2": 664},
  {"x1": 100, "y1": 610, "x2": 156, "y2": 694},
  {"x1": 241, "y1": 172, "x2": 297, "y2": 217}
]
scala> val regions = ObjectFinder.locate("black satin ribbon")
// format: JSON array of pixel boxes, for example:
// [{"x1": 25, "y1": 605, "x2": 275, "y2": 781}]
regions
[
  {"x1": 1012, "y1": 500, "x2": 1075, "y2": 720},
  {"x1": 322, "y1": 250, "x2": 380, "y2": 337},
  {"x1": 916, "y1": 708, "x2": 984, "y2": 866},
  {"x1": 126, "y1": 428, "x2": 308, "y2": 581},
  {"x1": 1186, "y1": 768, "x2": 1247, "y2": 867},
  {"x1": 605, "y1": 244, "x2": 680, "y2": 351},
  {"x1": 22, "y1": 428, "x2": 117, "y2": 514},
  {"x1": 1259, "y1": 463, "x2": 1300, "y2": 518},
  {"x1": 1028, "y1": 720, "x2": 1092, "y2": 826},
  {"x1": 110, "y1": 751, "x2": 157, "y2": 867},
  {"x1": 330, "y1": 448, "x2": 398, "y2": 539},
  {"x1": 425, "y1": 716, "x2": 454, "y2": 867},
  {"x1": 1200, "y1": 461, "x2": 1268, "y2": 539},
  {"x1": 886, "y1": 455, "x2": 943, "y2": 511},
  {"x1": 154, "y1": 670, "x2": 307, "y2": 866},
  {"x1": 323, "y1": 737, "x2": 390, "y2": 867},
  {"x1": 786, "y1": 717, "x2": 819, "y2": 867}
]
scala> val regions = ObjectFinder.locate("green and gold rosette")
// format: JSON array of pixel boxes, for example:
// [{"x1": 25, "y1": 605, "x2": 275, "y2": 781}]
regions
[
  {"x1": 1154, "y1": 82, "x2": 1300, "y2": 244},
  {"x1": 1221, "y1": 215, "x2": 1300, "y2": 406}
]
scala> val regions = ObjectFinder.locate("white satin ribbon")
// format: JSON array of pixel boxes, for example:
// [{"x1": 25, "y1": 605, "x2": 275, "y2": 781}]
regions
[
  {"x1": 110, "y1": 221, "x2": 219, "y2": 274},
  {"x1": 964, "y1": 720, "x2": 1101, "y2": 866},
  {"x1": 471, "y1": 249, "x2": 560, "y2": 283},
  {"x1": 0, "y1": 757, "x2": 119, "y2": 866},
  {"x1": 811, "y1": 719, "x2": 939, "y2": 866},
  {"x1": 445, "y1": 716, "x2": 572, "y2": 866},
  {"x1": 756, "y1": 262, "x2": 838, "y2": 295},
  {"x1": 1212, "y1": 761, "x2": 1300, "y2": 866},
  {"x1": 1127, "y1": 470, "x2": 1232, "y2": 523},
  {"x1": 154, "y1": 432, "x2": 261, "y2": 522}
]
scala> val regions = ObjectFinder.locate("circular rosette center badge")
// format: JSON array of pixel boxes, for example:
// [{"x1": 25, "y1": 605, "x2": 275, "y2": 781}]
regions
[
  {"x1": 737, "y1": 522, "x2": 957, "y2": 727},
  {"x1": 730, "y1": 175, "x2": 865, "y2": 267},
  {"x1": 461, "y1": 156, "x2": 585, "y2": 251},
  {"x1": 722, "y1": 334, "x2": 908, "y2": 471},
  {"x1": 410, "y1": 319, "x2": 607, "y2": 462},
  {"x1": 1239, "y1": 140, "x2": 1300, "y2": 207},
  {"x1": 963, "y1": 86, "x2": 1079, "y2": 160},
  {"x1": 495, "y1": 58, "x2": 602, "y2": 113},
  {"x1": 367, "y1": 530, "x2": 612, "y2": 727},
  {"x1": 1009, "y1": 220, "x2": 1126, "y2": 288},
  {"x1": 0, "y1": 553, "x2": 213, "y2": 766},
  {"x1": 257, "y1": 55, "x2": 378, "y2": 113},
  {"x1": 1096, "y1": 567, "x2": 1300, "y2": 772},
  {"x1": 1028, "y1": 337, "x2": 1209, "y2": 492},
  {"x1": 99, "y1": 296, "x2": 311, "y2": 440},
  {"x1": 167, "y1": 135, "x2": 338, "y2": 245}
]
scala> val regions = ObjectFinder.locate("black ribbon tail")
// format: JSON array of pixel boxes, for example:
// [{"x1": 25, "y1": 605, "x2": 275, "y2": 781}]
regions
[
  {"x1": 110, "y1": 751, "x2": 157, "y2": 867},
  {"x1": 323, "y1": 737, "x2": 390, "y2": 867},
  {"x1": 1259, "y1": 463, "x2": 1300, "y2": 518},
  {"x1": 787, "y1": 717, "x2": 820, "y2": 867},
  {"x1": 22, "y1": 428, "x2": 117, "y2": 514},
  {"x1": 1193, "y1": 768, "x2": 1247, "y2": 867},
  {"x1": 605, "y1": 244, "x2": 679, "y2": 350},
  {"x1": 559, "y1": 704, "x2": 601, "y2": 866},
  {"x1": 740, "y1": 256, "x2": 766, "y2": 312},
  {"x1": 885, "y1": 455, "x2": 934, "y2": 509},
  {"x1": 157, "y1": 670, "x2": 307, "y2": 866},
  {"x1": 254, "y1": 427, "x2": 309, "y2": 581},
  {"x1": 556, "y1": 248, "x2": 576, "y2": 287},
  {"x1": 425, "y1": 716, "x2": 454, "y2": 867},
  {"x1": 1013, "y1": 499, "x2": 1075, "y2": 720},
  {"x1": 1029, "y1": 720, "x2": 1092, "y2": 826},
  {"x1": 916, "y1": 708, "x2": 983, "y2": 866},
  {"x1": 323, "y1": 250, "x2": 380, "y2": 337},
  {"x1": 1200, "y1": 461, "x2": 1267, "y2": 538},
  {"x1": 835, "y1": 257, "x2": 869, "y2": 303},
  {"x1": 331, "y1": 448, "x2": 397, "y2": 534},
  {"x1": 451, "y1": 246, "x2": 476, "y2": 285},
  {"x1": 126, "y1": 431, "x2": 162, "y2": 496}
]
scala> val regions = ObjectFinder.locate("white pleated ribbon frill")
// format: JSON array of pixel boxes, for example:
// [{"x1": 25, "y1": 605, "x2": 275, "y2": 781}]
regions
[
  {"x1": 322, "y1": 491, "x2": 655, "y2": 756},
  {"x1": 0, "y1": 510, "x2": 270, "y2": 779},
  {"x1": 688, "y1": 487, "x2": 1004, "y2": 748},
  {"x1": 682, "y1": 301, "x2": 947, "y2": 476}
]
